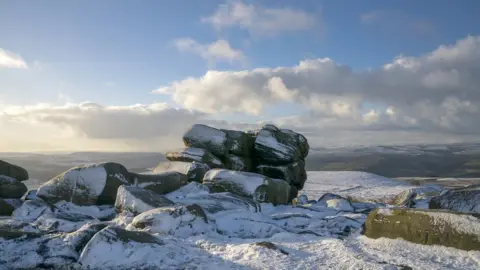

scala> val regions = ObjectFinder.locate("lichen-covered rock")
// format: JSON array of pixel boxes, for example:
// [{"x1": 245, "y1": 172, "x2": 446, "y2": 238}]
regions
[
  {"x1": 169, "y1": 192, "x2": 261, "y2": 214},
  {"x1": 0, "y1": 160, "x2": 29, "y2": 181},
  {"x1": 153, "y1": 161, "x2": 209, "y2": 183},
  {"x1": 256, "y1": 160, "x2": 306, "y2": 188},
  {"x1": 166, "y1": 147, "x2": 224, "y2": 168},
  {"x1": 37, "y1": 162, "x2": 132, "y2": 206},
  {"x1": 363, "y1": 208, "x2": 480, "y2": 251},
  {"x1": 183, "y1": 124, "x2": 228, "y2": 157},
  {"x1": 429, "y1": 185, "x2": 480, "y2": 214},
  {"x1": 127, "y1": 204, "x2": 209, "y2": 237},
  {"x1": 0, "y1": 198, "x2": 15, "y2": 216},
  {"x1": 203, "y1": 169, "x2": 292, "y2": 205},
  {"x1": 131, "y1": 171, "x2": 188, "y2": 194},
  {"x1": 223, "y1": 154, "x2": 253, "y2": 171},
  {"x1": 0, "y1": 175, "x2": 27, "y2": 198},
  {"x1": 253, "y1": 124, "x2": 309, "y2": 165},
  {"x1": 12, "y1": 199, "x2": 54, "y2": 222},
  {"x1": 115, "y1": 185, "x2": 175, "y2": 214}
]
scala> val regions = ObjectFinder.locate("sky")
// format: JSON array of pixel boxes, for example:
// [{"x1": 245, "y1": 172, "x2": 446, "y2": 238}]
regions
[{"x1": 1, "y1": 0, "x2": 480, "y2": 152}]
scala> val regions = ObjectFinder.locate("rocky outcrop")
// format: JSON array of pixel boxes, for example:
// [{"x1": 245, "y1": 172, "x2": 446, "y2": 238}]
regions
[
  {"x1": 37, "y1": 162, "x2": 133, "y2": 206},
  {"x1": 131, "y1": 171, "x2": 188, "y2": 194},
  {"x1": 0, "y1": 160, "x2": 29, "y2": 181},
  {"x1": 0, "y1": 175, "x2": 27, "y2": 199},
  {"x1": 429, "y1": 185, "x2": 480, "y2": 214},
  {"x1": 114, "y1": 185, "x2": 175, "y2": 214},
  {"x1": 363, "y1": 208, "x2": 480, "y2": 251}
]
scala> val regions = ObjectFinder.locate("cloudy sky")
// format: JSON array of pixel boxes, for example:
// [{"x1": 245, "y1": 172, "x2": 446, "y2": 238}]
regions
[{"x1": 1, "y1": 0, "x2": 480, "y2": 152}]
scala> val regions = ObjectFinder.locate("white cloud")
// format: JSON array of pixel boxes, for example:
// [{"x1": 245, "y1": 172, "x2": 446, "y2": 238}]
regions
[
  {"x1": 202, "y1": 0, "x2": 319, "y2": 37},
  {"x1": 0, "y1": 48, "x2": 28, "y2": 69},
  {"x1": 174, "y1": 38, "x2": 245, "y2": 65}
]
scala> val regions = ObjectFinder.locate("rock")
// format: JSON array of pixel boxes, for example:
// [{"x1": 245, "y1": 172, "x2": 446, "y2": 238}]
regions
[
  {"x1": 0, "y1": 160, "x2": 29, "y2": 181},
  {"x1": 223, "y1": 154, "x2": 253, "y2": 171},
  {"x1": 22, "y1": 190, "x2": 38, "y2": 200},
  {"x1": 153, "y1": 161, "x2": 209, "y2": 183},
  {"x1": 256, "y1": 160, "x2": 306, "y2": 189},
  {"x1": 12, "y1": 199, "x2": 54, "y2": 222},
  {"x1": 253, "y1": 124, "x2": 309, "y2": 165},
  {"x1": 170, "y1": 192, "x2": 261, "y2": 214},
  {"x1": 215, "y1": 212, "x2": 283, "y2": 238},
  {"x1": 221, "y1": 128, "x2": 255, "y2": 157},
  {"x1": 114, "y1": 185, "x2": 175, "y2": 214},
  {"x1": 392, "y1": 189, "x2": 416, "y2": 207},
  {"x1": 127, "y1": 204, "x2": 210, "y2": 237},
  {"x1": 37, "y1": 162, "x2": 132, "y2": 206},
  {"x1": 165, "y1": 182, "x2": 211, "y2": 200},
  {"x1": 326, "y1": 199, "x2": 355, "y2": 212},
  {"x1": 166, "y1": 147, "x2": 224, "y2": 168},
  {"x1": 351, "y1": 202, "x2": 384, "y2": 213},
  {"x1": 429, "y1": 185, "x2": 480, "y2": 214},
  {"x1": 0, "y1": 218, "x2": 40, "y2": 233},
  {"x1": 0, "y1": 175, "x2": 28, "y2": 198},
  {"x1": 0, "y1": 198, "x2": 15, "y2": 216},
  {"x1": 0, "y1": 223, "x2": 106, "y2": 269},
  {"x1": 203, "y1": 169, "x2": 292, "y2": 205},
  {"x1": 33, "y1": 211, "x2": 100, "y2": 232},
  {"x1": 254, "y1": 241, "x2": 289, "y2": 255},
  {"x1": 363, "y1": 208, "x2": 480, "y2": 251},
  {"x1": 317, "y1": 193, "x2": 348, "y2": 206},
  {"x1": 183, "y1": 124, "x2": 228, "y2": 158},
  {"x1": 54, "y1": 201, "x2": 116, "y2": 221},
  {"x1": 131, "y1": 171, "x2": 188, "y2": 194},
  {"x1": 294, "y1": 194, "x2": 309, "y2": 205}
]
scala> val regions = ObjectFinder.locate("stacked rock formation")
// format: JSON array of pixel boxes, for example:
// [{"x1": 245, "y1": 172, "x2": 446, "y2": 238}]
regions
[
  {"x1": 0, "y1": 160, "x2": 29, "y2": 215},
  {"x1": 162, "y1": 123, "x2": 309, "y2": 205}
]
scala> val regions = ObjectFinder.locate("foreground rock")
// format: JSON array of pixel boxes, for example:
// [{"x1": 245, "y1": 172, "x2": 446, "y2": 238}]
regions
[
  {"x1": 203, "y1": 169, "x2": 292, "y2": 205},
  {"x1": 0, "y1": 160, "x2": 29, "y2": 181},
  {"x1": 166, "y1": 147, "x2": 224, "y2": 168},
  {"x1": 363, "y1": 208, "x2": 480, "y2": 251},
  {"x1": 115, "y1": 186, "x2": 175, "y2": 214},
  {"x1": 131, "y1": 171, "x2": 188, "y2": 194},
  {"x1": 429, "y1": 185, "x2": 480, "y2": 214},
  {"x1": 153, "y1": 161, "x2": 209, "y2": 183},
  {"x1": 256, "y1": 160, "x2": 307, "y2": 189},
  {"x1": 0, "y1": 175, "x2": 27, "y2": 198},
  {"x1": 37, "y1": 162, "x2": 132, "y2": 206},
  {"x1": 127, "y1": 204, "x2": 209, "y2": 237},
  {"x1": 0, "y1": 198, "x2": 15, "y2": 216}
]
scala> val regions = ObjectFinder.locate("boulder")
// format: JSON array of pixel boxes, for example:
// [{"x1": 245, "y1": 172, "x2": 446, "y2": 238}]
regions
[
  {"x1": 169, "y1": 192, "x2": 261, "y2": 214},
  {"x1": 165, "y1": 182, "x2": 211, "y2": 200},
  {"x1": 363, "y1": 208, "x2": 480, "y2": 251},
  {"x1": 0, "y1": 160, "x2": 29, "y2": 181},
  {"x1": 12, "y1": 199, "x2": 54, "y2": 222},
  {"x1": 0, "y1": 175, "x2": 28, "y2": 198},
  {"x1": 221, "y1": 128, "x2": 255, "y2": 157},
  {"x1": 131, "y1": 171, "x2": 188, "y2": 194},
  {"x1": 256, "y1": 160, "x2": 306, "y2": 188},
  {"x1": 54, "y1": 201, "x2": 116, "y2": 221},
  {"x1": 0, "y1": 198, "x2": 15, "y2": 216},
  {"x1": 253, "y1": 124, "x2": 308, "y2": 165},
  {"x1": 127, "y1": 204, "x2": 209, "y2": 237},
  {"x1": 183, "y1": 124, "x2": 228, "y2": 157},
  {"x1": 429, "y1": 185, "x2": 480, "y2": 214},
  {"x1": 166, "y1": 147, "x2": 224, "y2": 169},
  {"x1": 223, "y1": 154, "x2": 253, "y2": 171},
  {"x1": 153, "y1": 161, "x2": 209, "y2": 183},
  {"x1": 115, "y1": 185, "x2": 175, "y2": 214},
  {"x1": 203, "y1": 169, "x2": 292, "y2": 205},
  {"x1": 37, "y1": 162, "x2": 132, "y2": 206},
  {"x1": 33, "y1": 211, "x2": 100, "y2": 233}
]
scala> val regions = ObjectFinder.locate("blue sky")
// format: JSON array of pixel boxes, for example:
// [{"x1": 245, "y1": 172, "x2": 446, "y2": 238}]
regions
[{"x1": 1, "y1": 0, "x2": 480, "y2": 151}]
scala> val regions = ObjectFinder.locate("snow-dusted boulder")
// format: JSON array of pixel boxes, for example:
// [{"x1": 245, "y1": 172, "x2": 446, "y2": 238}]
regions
[
  {"x1": 170, "y1": 192, "x2": 261, "y2": 214},
  {"x1": 256, "y1": 160, "x2": 306, "y2": 189},
  {"x1": 203, "y1": 169, "x2": 292, "y2": 205},
  {"x1": 221, "y1": 128, "x2": 255, "y2": 157},
  {"x1": 0, "y1": 160, "x2": 29, "y2": 181},
  {"x1": 127, "y1": 204, "x2": 210, "y2": 237},
  {"x1": 131, "y1": 171, "x2": 188, "y2": 194},
  {"x1": 115, "y1": 186, "x2": 175, "y2": 214},
  {"x1": 0, "y1": 198, "x2": 15, "y2": 216},
  {"x1": 33, "y1": 211, "x2": 100, "y2": 232},
  {"x1": 37, "y1": 162, "x2": 132, "y2": 206},
  {"x1": 0, "y1": 223, "x2": 106, "y2": 269},
  {"x1": 165, "y1": 182, "x2": 210, "y2": 200},
  {"x1": 253, "y1": 124, "x2": 309, "y2": 165},
  {"x1": 364, "y1": 208, "x2": 480, "y2": 251},
  {"x1": 153, "y1": 160, "x2": 209, "y2": 183},
  {"x1": 0, "y1": 175, "x2": 27, "y2": 198},
  {"x1": 223, "y1": 154, "x2": 253, "y2": 171},
  {"x1": 54, "y1": 201, "x2": 116, "y2": 221},
  {"x1": 183, "y1": 124, "x2": 229, "y2": 157},
  {"x1": 429, "y1": 185, "x2": 480, "y2": 214},
  {"x1": 22, "y1": 190, "x2": 38, "y2": 200},
  {"x1": 166, "y1": 147, "x2": 224, "y2": 168},
  {"x1": 12, "y1": 199, "x2": 54, "y2": 222}
]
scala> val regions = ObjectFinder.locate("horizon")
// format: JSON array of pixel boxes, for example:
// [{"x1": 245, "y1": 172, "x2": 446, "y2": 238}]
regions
[{"x1": 1, "y1": 0, "x2": 480, "y2": 152}]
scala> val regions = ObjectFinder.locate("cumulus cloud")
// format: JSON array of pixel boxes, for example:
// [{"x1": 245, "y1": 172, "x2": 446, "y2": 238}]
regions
[
  {"x1": 174, "y1": 38, "x2": 245, "y2": 65},
  {"x1": 155, "y1": 35, "x2": 480, "y2": 138},
  {"x1": 202, "y1": 0, "x2": 319, "y2": 37},
  {"x1": 0, "y1": 48, "x2": 28, "y2": 69}
]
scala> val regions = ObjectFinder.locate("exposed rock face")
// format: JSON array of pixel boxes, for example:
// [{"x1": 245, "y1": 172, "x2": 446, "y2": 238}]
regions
[
  {"x1": 0, "y1": 198, "x2": 15, "y2": 216},
  {"x1": 363, "y1": 208, "x2": 480, "y2": 251},
  {"x1": 131, "y1": 171, "x2": 188, "y2": 194},
  {"x1": 0, "y1": 160, "x2": 29, "y2": 181},
  {"x1": 153, "y1": 161, "x2": 209, "y2": 183},
  {"x1": 114, "y1": 186, "x2": 175, "y2": 214},
  {"x1": 166, "y1": 147, "x2": 224, "y2": 169},
  {"x1": 256, "y1": 160, "x2": 307, "y2": 189},
  {"x1": 183, "y1": 124, "x2": 229, "y2": 158},
  {"x1": 37, "y1": 162, "x2": 132, "y2": 206},
  {"x1": 429, "y1": 185, "x2": 480, "y2": 214},
  {"x1": 0, "y1": 175, "x2": 27, "y2": 199}
]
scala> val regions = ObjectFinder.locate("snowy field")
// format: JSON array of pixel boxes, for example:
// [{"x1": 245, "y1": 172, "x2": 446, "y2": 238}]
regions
[{"x1": 2, "y1": 171, "x2": 479, "y2": 269}]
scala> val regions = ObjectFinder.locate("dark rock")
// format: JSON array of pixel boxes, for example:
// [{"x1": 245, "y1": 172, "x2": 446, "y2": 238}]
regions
[
  {"x1": 183, "y1": 124, "x2": 229, "y2": 158},
  {"x1": 255, "y1": 241, "x2": 289, "y2": 255},
  {"x1": 166, "y1": 147, "x2": 224, "y2": 169},
  {"x1": 221, "y1": 128, "x2": 255, "y2": 157},
  {"x1": 0, "y1": 198, "x2": 15, "y2": 216},
  {"x1": 223, "y1": 154, "x2": 253, "y2": 171},
  {"x1": 256, "y1": 160, "x2": 306, "y2": 188},
  {"x1": 0, "y1": 175, "x2": 28, "y2": 198},
  {"x1": 131, "y1": 171, "x2": 188, "y2": 194},
  {"x1": 114, "y1": 185, "x2": 175, "y2": 214},
  {"x1": 0, "y1": 160, "x2": 29, "y2": 181},
  {"x1": 153, "y1": 161, "x2": 209, "y2": 183}
]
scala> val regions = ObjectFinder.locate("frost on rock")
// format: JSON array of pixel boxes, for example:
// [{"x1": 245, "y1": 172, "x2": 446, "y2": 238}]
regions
[
  {"x1": 132, "y1": 171, "x2": 188, "y2": 195},
  {"x1": 171, "y1": 192, "x2": 261, "y2": 214},
  {"x1": 0, "y1": 175, "x2": 27, "y2": 198},
  {"x1": 364, "y1": 208, "x2": 480, "y2": 251},
  {"x1": 127, "y1": 204, "x2": 210, "y2": 237},
  {"x1": 12, "y1": 199, "x2": 54, "y2": 222},
  {"x1": 429, "y1": 185, "x2": 480, "y2": 214},
  {"x1": 183, "y1": 124, "x2": 228, "y2": 158},
  {"x1": 0, "y1": 160, "x2": 29, "y2": 181},
  {"x1": 37, "y1": 162, "x2": 132, "y2": 206},
  {"x1": 153, "y1": 160, "x2": 210, "y2": 183},
  {"x1": 115, "y1": 185, "x2": 175, "y2": 214},
  {"x1": 166, "y1": 147, "x2": 225, "y2": 169},
  {"x1": 33, "y1": 211, "x2": 100, "y2": 233}
]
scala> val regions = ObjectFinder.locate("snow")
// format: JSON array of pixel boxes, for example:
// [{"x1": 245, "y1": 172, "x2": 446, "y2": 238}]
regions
[
  {"x1": 115, "y1": 185, "x2": 174, "y2": 214},
  {"x1": 204, "y1": 169, "x2": 268, "y2": 196},
  {"x1": 326, "y1": 198, "x2": 354, "y2": 212},
  {"x1": 420, "y1": 210, "x2": 480, "y2": 237}
]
